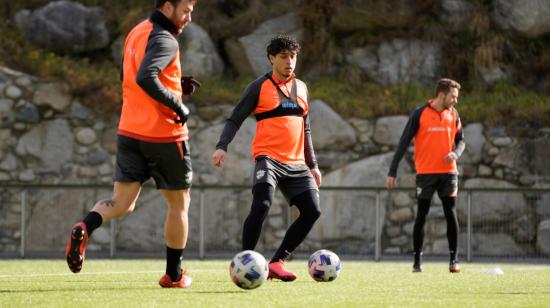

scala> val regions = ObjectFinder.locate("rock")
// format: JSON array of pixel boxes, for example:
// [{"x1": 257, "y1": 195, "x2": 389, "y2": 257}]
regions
[
  {"x1": 311, "y1": 153, "x2": 411, "y2": 244},
  {"x1": 477, "y1": 65, "x2": 510, "y2": 84},
  {"x1": 75, "y1": 128, "x2": 97, "y2": 145},
  {"x1": 4, "y1": 85, "x2": 22, "y2": 99},
  {"x1": 15, "y1": 119, "x2": 73, "y2": 171},
  {"x1": 14, "y1": 1, "x2": 109, "y2": 53},
  {"x1": 478, "y1": 164, "x2": 492, "y2": 176},
  {"x1": 537, "y1": 220, "x2": 550, "y2": 255},
  {"x1": 178, "y1": 23, "x2": 224, "y2": 77},
  {"x1": 457, "y1": 178, "x2": 527, "y2": 225},
  {"x1": 493, "y1": 0, "x2": 550, "y2": 37},
  {"x1": 0, "y1": 154, "x2": 17, "y2": 171},
  {"x1": 87, "y1": 148, "x2": 109, "y2": 165},
  {"x1": 493, "y1": 137, "x2": 550, "y2": 175},
  {"x1": 33, "y1": 83, "x2": 72, "y2": 111},
  {"x1": 386, "y1": 226, "x2": 401, "y2": 237},
  {"x1": 513, "y1": 215, "x2": 536, "y2": 243},
  {"x1": 488, "y1": 147, "x2": 499, "y2": 156},
  {"x1": 19, "y1": 169, "x2": 36, "y2": 182},
  {"x1": 69, "y1": 101, "x2": 93, "y2": 121},
  {"x1": 24, "y1": 189, "x2": 96, "y2": 250},
  {"x1": 392, "y1": 192, "x2": 412, "y2": 207},
  {"x1": 224, "y1": 39, "x2": 255, "y2": 76},
  {"x1": 238, "y1": 13, "x2": 303, "y2": 76},
  {"x1": 0, "y1": 99, "x2": 14, "y2": 112},
  {"x1": 388, "y1": 207, "x2": 413, "y2": 223},
  {"x1": 441, "y1": 0, "x2": 475, "y2": 28},
  {"x1": 192, "y1": 117, "x2": 255, "y2": 185},
  {"x1": 475, "y1": 233, "x2": 524, "y2": 256},
  {"x1": 461, "y1": 123, "x2": 485, "y2": 164},
  {"x1": 492, "y1": 137, "x2": 513, "y2": 147},
  {"x1": 15, "y1": 102, "x2": 40, "y2": 123},
  {"x1": 92, "y1": 227, "x2": 110, "y2": 244},
  {"x1": 346, "y1": 39, "x2": 441, "y2": 86},
  {"x1": 374, "y1": 116, "x2": 409, "y2": 146},
  {"x1": 310, "y1": 99, "x2": 356, "y2": 150}
]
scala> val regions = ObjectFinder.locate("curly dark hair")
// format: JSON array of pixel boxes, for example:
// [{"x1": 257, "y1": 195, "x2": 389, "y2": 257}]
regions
[{"x1": 266, "y1": 34, "x2": 301, "y2": 58}]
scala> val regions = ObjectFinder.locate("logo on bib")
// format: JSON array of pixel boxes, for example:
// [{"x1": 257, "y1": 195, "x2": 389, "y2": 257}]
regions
[{"x1": 256, "y1": 169, "x2": 266, "y2": 180}]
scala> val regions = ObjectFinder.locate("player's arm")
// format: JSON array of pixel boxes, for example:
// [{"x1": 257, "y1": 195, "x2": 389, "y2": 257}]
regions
[
  {"x1": 302, "y1": 87, "x2": 321, "y2": 187},
  {"x1": 453, "y1": 112, "x2": 466, "y2": 157},
  {"x1": 445, "y1": 109, "x2": 466, "y2": 162},
  {"x1": 136, "y1": 31, "x2": 189, "y2": 124},
  {"x1": 386, "y1": 108, "x2": 421, "y2": 189},
  {"x1": 211, "y1": 80, "x2": 261, "y2": 167}
]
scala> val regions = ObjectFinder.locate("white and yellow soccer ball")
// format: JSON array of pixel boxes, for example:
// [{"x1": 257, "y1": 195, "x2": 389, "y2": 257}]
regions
[
  {"x1": 308, "y1": 249, "x2": 341, "y2": 282},
  {"x1": 229, "y1": 250, "x2": 269, "y2": 289}
]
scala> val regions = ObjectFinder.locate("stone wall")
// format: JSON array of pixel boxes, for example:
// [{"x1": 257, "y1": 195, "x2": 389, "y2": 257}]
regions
[{"x1": 1, "y1": 66, "x2": 549, "y2": 257}]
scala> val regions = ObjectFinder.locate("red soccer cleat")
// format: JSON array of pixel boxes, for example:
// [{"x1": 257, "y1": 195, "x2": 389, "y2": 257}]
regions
[
  {"x1": 268, "y1": 260, "x2": 297, "y2": 282},
  {"x1": 449, "y1": 260, "x2": 461, "y2": 273},
  {"x1": 65, "y1": 222, "x2": 89, "y2": 273},
  {"x1": 159, "y1": 269, "x2": 192, "y2": 288}
]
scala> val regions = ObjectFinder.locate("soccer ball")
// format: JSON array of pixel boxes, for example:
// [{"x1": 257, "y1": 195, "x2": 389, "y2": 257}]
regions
[
  {"x1": 229, "y1": 250, "x2": 269, "y2": 289},
  {"x1": 308, "y1": 249, "x2": 341, "y2": 282}
]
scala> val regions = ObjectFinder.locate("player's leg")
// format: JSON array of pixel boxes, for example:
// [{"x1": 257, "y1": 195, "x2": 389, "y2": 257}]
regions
[
  {"x1": 66, "y1": 135, "x2": 147, "y2": 273},
  {"x1": 271, "y1": 189, "x2": 320, "y2": 262},
  {"x1": 159, "y1": 188, "x2": 192, "y2": 288},
  {"x1": 145, "y1": 139, "x2": 193, "y2": 288},
  {"x1": 242, "y1": 183, "x2": 276, "y2": 250},
  {"x1": 267, "y1": 167, "x2": 319, "y2": 282},
  {"x1": 412, "y1": 174, "x2": 436, "y2": 272},
  {"x1": 242, "y1": 157, "x2": 278, "y2": 250},
  {"x1": 438, "y1": 173, "x2": 460, "y2": 273},
  {"x1": 66, "y1": 182, "x2": 142, "y2": 273},
  {"x1": 268, "y1": 189, "x2": 320, "y2": 281}
]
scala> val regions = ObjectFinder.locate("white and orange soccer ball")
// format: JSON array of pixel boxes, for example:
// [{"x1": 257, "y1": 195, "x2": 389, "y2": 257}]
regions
[
  {"x1": 229, "y1": 250, "x2": 269, "y2": 289},
  {"x1": 308, "y1": 249, "x2": 342, "y2": 282}
]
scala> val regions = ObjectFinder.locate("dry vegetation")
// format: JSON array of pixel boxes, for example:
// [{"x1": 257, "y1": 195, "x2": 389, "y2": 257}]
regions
[{"x1": 0, "y1": 0, "x2": 549, "y2": 125}]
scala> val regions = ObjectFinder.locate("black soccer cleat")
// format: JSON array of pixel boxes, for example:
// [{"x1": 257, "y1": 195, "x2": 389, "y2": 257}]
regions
[{"x1": 65, "y1": 222, "x2": 89, "y2": 273}]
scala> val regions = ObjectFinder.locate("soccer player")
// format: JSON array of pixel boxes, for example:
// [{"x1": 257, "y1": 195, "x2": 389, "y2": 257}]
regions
[
  {"x1": 385, "y1": 78, "x2": 465, "y2": 273},
  {"x1": 65, "y1": 0, "x2": 200, "y2": 288},
  {"x1": 211, "y1": 35, "x2": 322, "y2": 282}
]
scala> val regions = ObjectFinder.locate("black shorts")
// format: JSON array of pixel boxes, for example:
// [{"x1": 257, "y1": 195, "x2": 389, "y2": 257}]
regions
[
  {"x1": 252, "y1": 155, "x2": 317, "y2": 202},
  {"x1": 114, "y1": 135, "x2": 192, "y2": 190},
  {"x1": 416, "y1": 173, "x2": 458, "y2": 200}
]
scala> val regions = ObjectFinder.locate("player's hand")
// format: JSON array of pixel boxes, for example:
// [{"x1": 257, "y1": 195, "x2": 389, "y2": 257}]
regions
[
  {"x1": 181, "y1": 76, "x2": 201, "y2": 96},
  {"x1": 211, "y1": 149, "x2": 226, "y2": 167},
  {"x1": 175, "y1": 103, "x2": 190, "y2": 125},
  {"x1": 311, "y1": 167, "x2": 322, "y2": 188},
  {"x1": 385, "y1": 176, "x2": 396, "y2": 190},
  {"x1": 444, "y1": 152, "x2": 458, "y2": 163}
]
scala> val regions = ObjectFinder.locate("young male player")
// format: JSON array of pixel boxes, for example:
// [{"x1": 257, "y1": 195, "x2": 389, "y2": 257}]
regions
[
  {"x1": 211, "y1": 35, "x2": 322, "y2": 282},
  {"x1": 65, "y1": 0, "x2": 199, "y2": 288},
  {"x1": 385, "y1": 78, "x2": 465, "y2": 273}
]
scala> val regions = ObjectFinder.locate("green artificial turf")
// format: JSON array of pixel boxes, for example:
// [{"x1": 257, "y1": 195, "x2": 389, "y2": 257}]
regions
[{"x1": 0, "y1": 259, "x2": 549, "y2": 307}]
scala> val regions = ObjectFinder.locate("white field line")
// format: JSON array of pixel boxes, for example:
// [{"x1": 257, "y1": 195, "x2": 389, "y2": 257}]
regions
[{"x1": 0, "y1": 269, "x2": 220, "y2": 279}]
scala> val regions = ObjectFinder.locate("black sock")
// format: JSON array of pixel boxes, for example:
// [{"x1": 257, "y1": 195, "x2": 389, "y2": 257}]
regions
[
  {"x1": 414, "y1": 251, "x2": 423, "y2": 265},
  {"x1": 450, "y1": 251, "x2": 457, "y2": 262},
  {"x1": 166, "y1": 246, "x2": 184, "y2": 281},
  {"x1": 82, "y1": 211, "x2": 103, "y2": 236}
]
